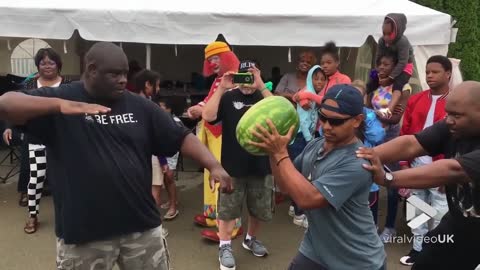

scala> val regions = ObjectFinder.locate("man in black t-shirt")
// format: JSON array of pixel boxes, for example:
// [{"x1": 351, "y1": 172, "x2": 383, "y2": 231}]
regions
[
  {"x1": 0, "y1": 42, "x2": 231, "y2": 270},
  {"x1": 202, "y1": 60, "x2": 273, "y2": 270},
  {"x1": 357, "y1": 81, "x2": 480, "y2": 270}
]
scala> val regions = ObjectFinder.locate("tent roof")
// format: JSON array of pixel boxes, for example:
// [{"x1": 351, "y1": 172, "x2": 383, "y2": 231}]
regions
[{"x1": 0, "y1": 0, "x2": 452, "y2": 47}]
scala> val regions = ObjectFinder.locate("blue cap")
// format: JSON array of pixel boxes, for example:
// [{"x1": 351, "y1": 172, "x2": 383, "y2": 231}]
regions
[{"x1": 321, "y1": 84, "x2": 364, "y2": 116}]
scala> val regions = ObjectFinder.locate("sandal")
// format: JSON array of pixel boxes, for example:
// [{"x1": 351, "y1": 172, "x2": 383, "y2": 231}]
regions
[
  {"x1": 18, "y1": 193, "x2": 28, "y2": 207},
  {"x1": 160, "y1": 201, "x2": 179, "y2": 210},
  {"x1": 24, "y1": 217, "x2": 38, "y2": 234},
  {"x1": 163, "y1": 209, "x2": 179, "y2": 220},
  {"x1": 160, "y1": 202, "x2": 170, "y2": 209}
]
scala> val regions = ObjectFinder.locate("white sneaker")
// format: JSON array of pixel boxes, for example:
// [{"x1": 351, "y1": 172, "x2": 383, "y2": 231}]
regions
[
  {"x1": 288, "y1": 205, "x2": 295, "y2": 217},
  {"x1": 293, "y1": 214, "x2": 306, "y2": 227},
  {"x1": 379, "y1": 227, "x2": 396, "y2": 244}
]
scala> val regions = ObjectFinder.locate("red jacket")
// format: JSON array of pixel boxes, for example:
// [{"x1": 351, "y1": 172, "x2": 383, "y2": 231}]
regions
[{"x1": 399, "y1": 89, "x2": 448, "y2": 166}]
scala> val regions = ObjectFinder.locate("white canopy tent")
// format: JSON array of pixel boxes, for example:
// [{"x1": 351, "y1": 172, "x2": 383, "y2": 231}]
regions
[{"x1": 0, "y1": 0, "x2": 458, "y2": 89}]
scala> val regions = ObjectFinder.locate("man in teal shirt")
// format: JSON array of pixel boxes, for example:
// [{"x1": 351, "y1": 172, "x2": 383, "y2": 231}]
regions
[{"x1": 250, "y1": 84, "x2": 386, "y2": 270}]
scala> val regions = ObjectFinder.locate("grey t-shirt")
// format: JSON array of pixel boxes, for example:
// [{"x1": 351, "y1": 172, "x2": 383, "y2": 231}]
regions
[
  {"x1": 294, "y1": 138, "x2": 386, "y2": 270},
  {"x1": 275, "y1": 72, "x2": 300, "y2": 95}
]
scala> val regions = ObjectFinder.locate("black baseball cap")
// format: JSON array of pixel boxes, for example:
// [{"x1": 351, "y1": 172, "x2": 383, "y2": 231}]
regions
[
  {"x1": 321, "y1": 84, "x2": 364, "y2": 116},
  {"x1": 238, "y1": 60, "x2": 256, "y2": 73}
]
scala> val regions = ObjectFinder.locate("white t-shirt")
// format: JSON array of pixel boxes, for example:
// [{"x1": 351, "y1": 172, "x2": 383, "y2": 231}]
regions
[{"x1": 413, "y1": 95, "x2": 442, "y2": 166}]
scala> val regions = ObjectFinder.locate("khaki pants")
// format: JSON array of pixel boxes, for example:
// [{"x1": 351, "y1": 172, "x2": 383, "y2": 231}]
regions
[{"x1": 56, "y1": 225, "x2": 169, "y2": 270}]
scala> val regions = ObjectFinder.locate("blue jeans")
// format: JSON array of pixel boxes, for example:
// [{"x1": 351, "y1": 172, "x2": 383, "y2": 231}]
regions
[
  {"x1": 385, "y1": 187, "x2": 399, "y2": 228},
  {"x1": 288, "y1": 133, "x2": 307, "y2": 216}
]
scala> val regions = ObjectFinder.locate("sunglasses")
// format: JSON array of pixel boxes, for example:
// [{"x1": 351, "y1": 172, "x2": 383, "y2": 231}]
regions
[{"x1": 318, "y1": 112, "x2": 354, "y2": 126}]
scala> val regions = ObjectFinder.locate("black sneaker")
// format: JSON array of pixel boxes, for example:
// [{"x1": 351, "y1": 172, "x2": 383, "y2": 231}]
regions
[{"x1": 399, "y1": 249, "x2": 420, "y2": 266}]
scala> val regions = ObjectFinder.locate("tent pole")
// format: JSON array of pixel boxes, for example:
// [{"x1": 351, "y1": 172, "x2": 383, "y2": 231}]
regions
[{"x1": 146, "y1": 44, "x2": 151, "y2": 69}]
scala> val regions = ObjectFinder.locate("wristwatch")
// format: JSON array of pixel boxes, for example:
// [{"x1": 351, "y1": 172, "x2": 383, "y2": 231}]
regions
[{"x1": 384, "y1": 172, "x2": 394, "y2": 187}]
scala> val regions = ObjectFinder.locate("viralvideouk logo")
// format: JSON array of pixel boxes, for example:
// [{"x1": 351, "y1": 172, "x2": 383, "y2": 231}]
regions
[{"x1": 406, "y1": 195, "x2": 438, "y2": 229}]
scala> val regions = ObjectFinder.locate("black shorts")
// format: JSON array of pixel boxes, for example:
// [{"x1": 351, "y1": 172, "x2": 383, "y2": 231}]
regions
[
  {"x1": 288, "y1": 252, "x2": 327, "y2": 270},
  {"x1": 288, "y1": 252, "x2": 386, "y2": 270},
  {"x1": 412, "y1": 213, "x2": 480, "y2": 270}
]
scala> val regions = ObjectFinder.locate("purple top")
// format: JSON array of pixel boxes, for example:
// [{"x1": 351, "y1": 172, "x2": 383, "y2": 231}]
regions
[{"x1": 158, "y1": 156, "x2": 168, "y2": 166}]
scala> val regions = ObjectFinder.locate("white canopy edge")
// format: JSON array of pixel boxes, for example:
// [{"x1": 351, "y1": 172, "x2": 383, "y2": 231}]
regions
[{"x1": 0, "y1": 0, "x2": 452, "y2": 47}]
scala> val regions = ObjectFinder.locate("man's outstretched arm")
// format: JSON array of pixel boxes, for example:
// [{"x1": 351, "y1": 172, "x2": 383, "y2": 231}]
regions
[
  {"x1": 179, "y1": 133, "x2": 233, "y2": 193},
  {"x1": 0, "y1": 91, "x2": 110, "y2": 125},
  {"x1": 373, "y1": 135, "x2": 427, "y2": 164}
]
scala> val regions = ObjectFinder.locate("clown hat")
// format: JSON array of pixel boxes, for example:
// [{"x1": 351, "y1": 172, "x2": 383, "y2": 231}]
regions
[
  {"x1": 216, "y1": 34, "x2": 232, "y2": 50},
  {"x1": 204, "y1": 34, "x2": 232, "y2": 59}
]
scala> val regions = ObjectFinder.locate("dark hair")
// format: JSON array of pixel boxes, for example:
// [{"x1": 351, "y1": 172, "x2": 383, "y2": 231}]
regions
[
  {"x1": 128, "y1": 60, "x2": 143, "y2": 80},
  {"x1": 427, "y1": 55, "x2": 452, "y2": 72},
  {"x1": 312, "y1": 68, "x2": 327, "y2": 79},
  {"x1": 153, "y1": 96, "x2": 184, "y2": 116},
  {"x1": 133, "y1": 69, "x2": 161, "y2": 94},
  {"x1": 356, "y1": 120, "x2": 366, "y2": 143},
  {"x1": 34, "y1": 48, "x2": 62, "y2": 72},
  {"x1": 380, "y1": 50, "x2": 399, "y2": 65},
  {"x1": 154, "y1": 97, "x2": 173, "y2": 109},
  {"x1": 320, "y1": 41, "x2": 339, "y2": 62}
]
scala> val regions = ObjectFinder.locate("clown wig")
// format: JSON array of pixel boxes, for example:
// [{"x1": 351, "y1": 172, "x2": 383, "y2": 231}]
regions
[{"x1": 203, "y1": 41, "x2": 240, "y2": 77}]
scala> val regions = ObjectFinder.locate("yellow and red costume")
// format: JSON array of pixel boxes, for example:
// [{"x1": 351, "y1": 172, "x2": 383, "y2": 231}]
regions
[{"x1": 193, "y1": 38, "x2": 243, "y2": 241}]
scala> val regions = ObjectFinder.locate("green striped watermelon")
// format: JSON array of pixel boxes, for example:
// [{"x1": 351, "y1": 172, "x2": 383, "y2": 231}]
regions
[{"x1": 236, "y1": 96, "x2": 300, "y2": 156}]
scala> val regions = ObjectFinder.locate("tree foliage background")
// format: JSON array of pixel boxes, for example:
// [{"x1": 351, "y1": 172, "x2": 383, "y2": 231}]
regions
[{"x1": 413, "y1": 0, "x2": 480, "y2": 80}]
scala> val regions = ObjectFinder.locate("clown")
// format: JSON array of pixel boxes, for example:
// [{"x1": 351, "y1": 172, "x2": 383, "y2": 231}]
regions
[{"x1": 187, "y1": 34, "x2": 243, "y2": 241}]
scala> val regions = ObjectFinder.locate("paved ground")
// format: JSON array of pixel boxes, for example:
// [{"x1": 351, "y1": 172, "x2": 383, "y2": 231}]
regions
[{"x1": 0, "y1": 153, "x2": 412, "y2": 270}]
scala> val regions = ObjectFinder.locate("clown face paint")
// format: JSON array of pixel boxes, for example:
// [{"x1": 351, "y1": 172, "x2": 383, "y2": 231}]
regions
[{"x1": 208, "y1": 55, "x2": 221, "y2": 74}]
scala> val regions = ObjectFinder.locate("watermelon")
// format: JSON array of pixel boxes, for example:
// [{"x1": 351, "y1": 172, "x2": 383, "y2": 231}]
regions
[{"x1": 236, "y1": 96, "x2": 300, "y2": 156}]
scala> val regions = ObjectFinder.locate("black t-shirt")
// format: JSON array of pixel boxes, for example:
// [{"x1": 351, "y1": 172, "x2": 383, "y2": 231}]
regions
[
  {"x1": 415, "y1": 120, "x2": 480, "y2": 222},
  {"x1": 23, "y1": 82, "x2": 190, "y2": 244},
  {"x1": 210, "y1": 89, "x2": 270, "y2": 178}
]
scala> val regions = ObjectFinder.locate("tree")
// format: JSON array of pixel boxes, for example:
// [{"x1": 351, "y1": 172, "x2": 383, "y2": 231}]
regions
[{"x1": 413, "y1": 0, "x2": 480, "y2": 80}]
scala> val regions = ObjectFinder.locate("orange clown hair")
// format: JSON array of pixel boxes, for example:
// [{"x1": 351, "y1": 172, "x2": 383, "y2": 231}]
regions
[{"x1": 203, "y1": 41, "x2": 240, "y2": 77}]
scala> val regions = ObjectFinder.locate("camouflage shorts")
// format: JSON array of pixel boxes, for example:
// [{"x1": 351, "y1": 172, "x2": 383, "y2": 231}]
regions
[
  {"x1": 217, "y1": 175, "x2": 274, "y2": 222},
  {"x1": 56, "y1": 225, "x2": 170, "y2": 270}
]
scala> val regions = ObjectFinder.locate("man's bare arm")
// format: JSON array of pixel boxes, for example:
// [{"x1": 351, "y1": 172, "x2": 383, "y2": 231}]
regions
[
  {"x1": 180, "y1": 133, "x2": 222, "y2": 172},
  {"x1": 180, "y1": 133, "x2": 232, "y2": 193},
  {"x1": 269, "y1": 156, "x2": 329, "y2": 210},
  {"x1": 0, "y1": 91, "x2": 110, "y2": 125},
  {"x1": 0, "y1": 92, "x2": 61, "y2": 124},
  {"x1": 374, "y1": 135, "x2": 427, "y2": 164},
  {"x1": 390, "y1": 159, "x2": 469, "y2": 189}
]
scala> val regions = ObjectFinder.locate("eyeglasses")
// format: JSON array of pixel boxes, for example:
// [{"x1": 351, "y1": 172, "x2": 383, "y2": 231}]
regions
[{"x1": 318, "y1": 112, "x2": 354, "y2": 126}]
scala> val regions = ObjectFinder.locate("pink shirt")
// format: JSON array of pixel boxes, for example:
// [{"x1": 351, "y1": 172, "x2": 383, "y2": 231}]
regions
[
  {"x1": 404, "y1": 63, "x2": 414, "y2": 75},
  {"x1": 324, "y1": 71, "x2": 352, "y2": 93},
  {"x1": 322, "y1": 71, "x2": 352, "y2": 95},
  {"x1": 316, "y1": 71, "x2": 351, "y2": 130}
]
